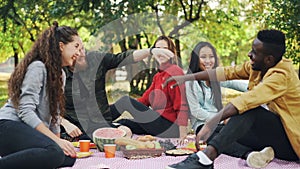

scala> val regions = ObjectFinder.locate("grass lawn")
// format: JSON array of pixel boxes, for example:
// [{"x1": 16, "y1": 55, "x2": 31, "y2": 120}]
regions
[{"x1": 0, "y1": 81, "x2": 8, "y2": 107}]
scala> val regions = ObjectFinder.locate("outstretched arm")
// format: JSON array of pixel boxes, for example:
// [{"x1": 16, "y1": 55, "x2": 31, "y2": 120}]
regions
[
  {"x1": 132, "y1": 48, "x2": 174, "y2": 62},
  {"x1": 163, "y1": 69, "x2": 216, "y2": 88}
]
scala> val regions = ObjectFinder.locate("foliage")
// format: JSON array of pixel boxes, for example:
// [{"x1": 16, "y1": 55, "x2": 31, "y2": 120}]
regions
[
  {"x1": 247, "y1": 0, "x2": 299, "y2": 64},
  {"x1": 266, "y1": 0, "x2": 300, "y2": 64},
  {"x1": 178, "y1": 0, "x2": 255, "y2": 67},
  {"x1": 0, "y1": 0, "x2": 298, "y2": 96},
  {"x1": 0, "y1": 0, "x2": 92, "y2": 61}
]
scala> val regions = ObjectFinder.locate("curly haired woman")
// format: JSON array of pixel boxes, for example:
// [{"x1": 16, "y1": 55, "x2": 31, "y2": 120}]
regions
[{"x1": 0, "y1": 22, "x2": 82, "y2": 169}]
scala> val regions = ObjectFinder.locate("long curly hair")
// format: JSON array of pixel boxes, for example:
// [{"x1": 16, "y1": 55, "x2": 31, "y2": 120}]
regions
[
  {"x1": 8, "y1": 21, "x2": 78, "y2": 123},
  {"x1": 187, "y1": 42, "x2": 223, "y2": 111}
]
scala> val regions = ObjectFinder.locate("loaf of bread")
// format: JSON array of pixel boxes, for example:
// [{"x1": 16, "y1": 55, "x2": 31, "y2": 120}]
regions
[
  {"x1": 115, "y1": 137, "x2": 155, "y2": 149},
  {"x1": 136, "y1": 135, "x2": 156, "y2": 142}
]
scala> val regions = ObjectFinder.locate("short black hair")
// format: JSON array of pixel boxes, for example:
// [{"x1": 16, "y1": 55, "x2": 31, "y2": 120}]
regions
[{"x1": 257, "y1": 29, "x2": 286, "y2": 63}]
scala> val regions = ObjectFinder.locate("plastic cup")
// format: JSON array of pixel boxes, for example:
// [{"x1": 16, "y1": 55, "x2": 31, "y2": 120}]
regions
[
  {"x1": 79, "y1": 140, "x2": 90, "y2": 152},
  {"x1": 104, "y1": 144, "x2": 116, "y2": 158}
]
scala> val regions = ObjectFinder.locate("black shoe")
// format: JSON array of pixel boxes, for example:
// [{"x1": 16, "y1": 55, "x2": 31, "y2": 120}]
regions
[{"x1": 166, "y1": 153, "x2": 213, "y2": 169}]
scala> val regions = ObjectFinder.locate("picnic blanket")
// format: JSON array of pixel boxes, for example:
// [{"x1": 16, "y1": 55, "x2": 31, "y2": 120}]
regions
[
  {"x1": 60, "y1": 135, "x2": 300, "y2": 169},
  {"x1": 60, "y1": 149, "x2": 300, "y2": 169}
]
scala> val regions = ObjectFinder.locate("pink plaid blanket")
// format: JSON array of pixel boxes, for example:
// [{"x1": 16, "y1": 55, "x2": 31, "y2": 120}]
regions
[
  {"x1": 60, "y1": 136, "x2": 300, "y2": 169},
  {"x1": 60, "y1": 149, "x2": 300, "y2": 169}
]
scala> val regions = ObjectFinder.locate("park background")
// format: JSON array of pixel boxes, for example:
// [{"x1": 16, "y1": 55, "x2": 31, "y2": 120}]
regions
[{"x1": 0, "y1": 0, "x2": 299, "y2": 107}]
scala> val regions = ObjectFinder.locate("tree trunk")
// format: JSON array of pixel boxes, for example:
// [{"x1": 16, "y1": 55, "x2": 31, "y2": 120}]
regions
[
  {"x1": 174, "y1": 37, "x2": 182, "y2": 68},
  {"x1": 13, "y1": 46, "x2": 19, "y2": 67},
  {"x1": 119, "y1": 39, "x2": 127, "y2": 52}
]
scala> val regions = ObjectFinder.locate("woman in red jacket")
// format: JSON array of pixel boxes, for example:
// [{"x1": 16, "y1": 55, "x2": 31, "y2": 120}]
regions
[{"x1": 111, "y1": 35, "x2": 189, "y2": 138}]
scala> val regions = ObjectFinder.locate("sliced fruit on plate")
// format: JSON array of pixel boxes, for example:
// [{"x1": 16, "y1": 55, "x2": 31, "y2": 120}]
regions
[
  {"x1": 165, "y1": 149, "x2": 194, "y2": 156},
  {"x1": 76, "y1": 151, "x2": 93, "y2": 158},
  {"x1": 181, "y1": 147, "x2": 197, "y2": 152},
  {"x1": 72, "y1": 142, "x2": 80, "y2": 147},
  {"x1": 181, "y1": 142, "x2": 197, "y2": 152}
]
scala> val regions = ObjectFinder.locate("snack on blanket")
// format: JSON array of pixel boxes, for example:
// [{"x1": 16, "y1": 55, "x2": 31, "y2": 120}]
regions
[
  {"x1": 165, "y1": 149, "x2": 194, "y2": 156},
  {"x1": 183, "y1": 142, "x2": 197, "y2": 152},
  {"x1": 115, "y1": 137, "x2": 155, "y2": 149},
  {"x1": 121, "y1": 146, "x2": 164, "y2": 159},
  {"x1": 126, "y1": 145, "x2": 137, "y2": 150},
  {"x1": 136, "y1": 135, "x2": 156, "y2": 142},
  {"x1": 118, "y1": 137, "x2": 164, "y2": 159}
]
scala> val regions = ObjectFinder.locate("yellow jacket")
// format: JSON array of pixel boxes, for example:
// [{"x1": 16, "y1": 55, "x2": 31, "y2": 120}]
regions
[{"x1": 216, "y1": 58, "x2": 300, "y2": 158}]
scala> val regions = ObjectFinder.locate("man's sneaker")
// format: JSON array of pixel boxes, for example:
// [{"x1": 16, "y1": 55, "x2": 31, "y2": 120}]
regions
[
  {"x1": 166, "y1": 153, "x2": 213, "y2": 169},
  {"x1": 246, "y1": 147, "x2": 274, "y2": 168}
]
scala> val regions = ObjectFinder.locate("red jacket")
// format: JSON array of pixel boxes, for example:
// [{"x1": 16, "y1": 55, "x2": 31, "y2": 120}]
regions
[{"x1": 138, "y1": 63, "x2": 189, "y2": 126}]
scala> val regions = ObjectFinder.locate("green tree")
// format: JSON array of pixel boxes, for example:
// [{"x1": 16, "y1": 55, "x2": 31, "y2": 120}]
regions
[
  {"x1": 1, "y1": 0, "x2": 297, "y2": 95},
  {"x1": 0, "y1": 1, "x2": 42, "y2": 63},
  {"x1": 266, "y1": 0, "x2": 300, "y2": 77},
  {"x1": 248, "y1": 0, "x2": 299, "y2": 77},
  {"x1": 0, "y1": 0, "x2": 92, "y2": 65}
]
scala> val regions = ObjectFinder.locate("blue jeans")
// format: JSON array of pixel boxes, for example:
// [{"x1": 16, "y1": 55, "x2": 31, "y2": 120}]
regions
[
  {"x1": 208, "y1": 107, "x2": 298, "y2": 161},
  {"x1": 110, "y1": 96, "x2": 179, "y2": 138},
  {"x1": 0, "y1": 120, "x2": 76, "y2": 169}
]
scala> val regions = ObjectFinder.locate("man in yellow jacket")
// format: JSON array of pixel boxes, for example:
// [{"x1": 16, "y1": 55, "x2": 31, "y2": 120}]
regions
[{"x1": 165, "y1": 29, "x2": 300, "y2": 169}]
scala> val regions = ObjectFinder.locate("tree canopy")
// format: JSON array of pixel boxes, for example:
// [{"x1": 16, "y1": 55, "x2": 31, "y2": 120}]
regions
[
  {"x1": 1, "y1": 0, "x2": 298, "y2": 71},
  {"x1": 0, "y1": 0, "x2": 299, "y2": 96}
]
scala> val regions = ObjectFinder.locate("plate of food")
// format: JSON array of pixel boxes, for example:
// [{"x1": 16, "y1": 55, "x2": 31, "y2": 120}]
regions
[
  {"x1": 76, "y1": 151, "x2": 93, "y2": 158},
  {"x1": 165, "y1": 148, "x2": 195, "y2": 156},
  {"x1": 72, "y1": 142, "x2": 97, "y2": 149}
]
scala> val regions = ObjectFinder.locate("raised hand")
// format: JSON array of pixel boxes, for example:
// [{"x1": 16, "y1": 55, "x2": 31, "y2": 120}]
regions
[{"x1": 151, "y1": 48, "x2": 174, "y2": 60}]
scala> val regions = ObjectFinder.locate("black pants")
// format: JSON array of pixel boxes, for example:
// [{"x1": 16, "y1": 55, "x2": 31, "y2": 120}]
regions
[
  {"x1": 0, "y1": 120, "x2": 76, "y2": 169},
  {"x1": 110, "y1": 96, "x2": 179, "y2": 138},
  {"x1": 207, "y1": 107, "x2": 298, "y2": 161}
]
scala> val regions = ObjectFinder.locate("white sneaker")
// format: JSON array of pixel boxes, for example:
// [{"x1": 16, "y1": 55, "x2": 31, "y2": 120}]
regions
[{"x1": 246, "y1": 147, "x2": 275, "y2": 168}]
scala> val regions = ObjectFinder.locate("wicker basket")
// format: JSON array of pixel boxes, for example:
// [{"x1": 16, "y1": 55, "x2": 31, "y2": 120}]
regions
[{"x1": 120, "y1": 146, "x2": 165, "y2": 159}]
